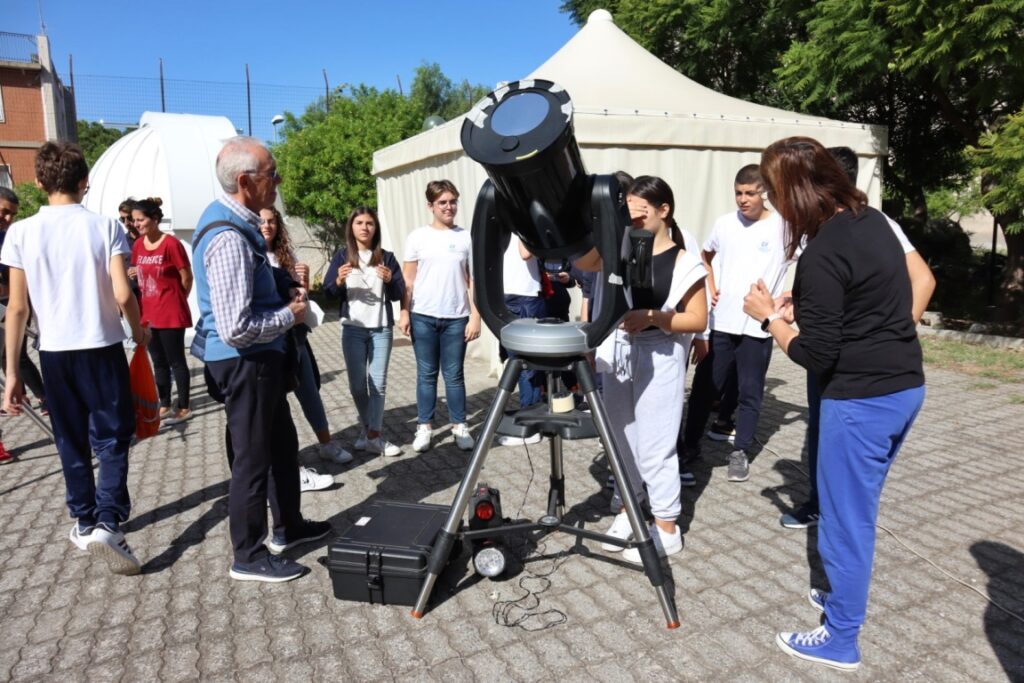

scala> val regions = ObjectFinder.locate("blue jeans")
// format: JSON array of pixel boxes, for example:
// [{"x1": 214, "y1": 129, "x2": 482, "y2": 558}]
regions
[
  {"x1": 503, "y1": 294, "x2": 546, "y2": 409},
  {"x1": 410, "y1": 313, "x2": 467, "y2": 425},
  {"x1": 818, "y1": 385, "x2": 924, "y2": 642},
  {"x1": 342, "y1": 325, "x2": 394, "y2": 432},
  {"x1": 293, "y1": 342, "x2": 328, "y2": 434},
  {"x1": 39, "y1": 343, "x2": 134, "y2": 529}
]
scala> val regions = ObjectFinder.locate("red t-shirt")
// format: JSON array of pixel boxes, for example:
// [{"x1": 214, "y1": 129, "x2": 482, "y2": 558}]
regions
[{"x1": 131, "y1": 234, "x2": 193, "y2": 329}]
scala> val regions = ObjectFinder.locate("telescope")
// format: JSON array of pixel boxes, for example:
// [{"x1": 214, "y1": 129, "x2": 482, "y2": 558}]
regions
[{"x1": 410, "y1": 80, "x2": 680, "y2": 629}]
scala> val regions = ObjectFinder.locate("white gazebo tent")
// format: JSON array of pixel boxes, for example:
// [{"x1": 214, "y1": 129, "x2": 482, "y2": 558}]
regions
[{"x1": 372, "y1": 9, "x2": 887, "y2": 368}]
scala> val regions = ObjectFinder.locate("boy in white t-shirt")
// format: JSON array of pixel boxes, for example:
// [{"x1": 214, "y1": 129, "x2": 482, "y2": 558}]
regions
[
  {"x1": 1, "y1": 142, "x2": 149, "y2": 575},
  {"x1": 682, "y1": 164, "x2": 795, "y2": 483}
]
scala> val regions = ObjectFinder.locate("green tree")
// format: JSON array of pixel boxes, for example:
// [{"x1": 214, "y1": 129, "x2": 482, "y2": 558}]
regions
[
  {"x1": 11, "y1": 182, "x2": 48, "y2": 220},
  {"x1": 410, "y1": 62, "x2": 491, "y2": 122},
  {"x1": 76, "y1": 120, "x2": 125, "y2": 167},
  {"x1": 274, "y1": 86, "x2": 424, "y2": 258}
]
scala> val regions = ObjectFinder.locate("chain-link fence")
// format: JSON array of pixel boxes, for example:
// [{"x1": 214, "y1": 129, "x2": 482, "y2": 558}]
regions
[{"x1": 72, "y1": 73, "x2": 326, "y2": 142}]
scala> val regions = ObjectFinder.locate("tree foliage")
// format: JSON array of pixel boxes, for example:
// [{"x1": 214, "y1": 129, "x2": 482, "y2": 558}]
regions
[
  {"x1": 76, "y1": 120, "x2": 126, "y2": 167},
  {"x1": 972, "y1": 108, "x2": 1024, "y2": 235},
  {"x1": 273, "y1": 64, "x2": 487, "y2": 258},
  {"x1": 11, "y1": 182, "x2": 48, "y2": 220}
]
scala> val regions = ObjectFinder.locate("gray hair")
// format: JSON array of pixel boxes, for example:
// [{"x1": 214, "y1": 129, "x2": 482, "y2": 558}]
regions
[{"x1": 215, "y1": 136, "x2": 267, "y2": 193}]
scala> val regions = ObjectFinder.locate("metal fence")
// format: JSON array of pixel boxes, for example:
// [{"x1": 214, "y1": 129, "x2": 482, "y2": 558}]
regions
[
  {"x1": 0, "y1": 32, "x2": 39, "y2": 64},
  {"x1": 72, "y1": 73, "x2": 326, "y2": 142}
]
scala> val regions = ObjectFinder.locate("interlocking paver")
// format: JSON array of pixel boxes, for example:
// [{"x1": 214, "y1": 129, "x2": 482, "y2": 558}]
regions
[{"x1": 1, "y1": 316, "x2": 1022, "y2": 681}]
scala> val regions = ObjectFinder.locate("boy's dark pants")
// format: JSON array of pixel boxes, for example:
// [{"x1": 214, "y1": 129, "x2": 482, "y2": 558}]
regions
[{"x1": 39, "y1": 343, "x2": 134, "y2": 528}]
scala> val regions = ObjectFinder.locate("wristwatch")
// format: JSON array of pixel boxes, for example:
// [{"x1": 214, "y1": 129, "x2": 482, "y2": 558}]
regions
[{"x1": 761, "y1": 313, "x2": 782, "y2": 332}]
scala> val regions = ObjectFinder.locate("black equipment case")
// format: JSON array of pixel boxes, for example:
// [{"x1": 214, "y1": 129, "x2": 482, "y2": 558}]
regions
[{"x1": 326, "y1": 501, "x2": 458, "y2": 606}]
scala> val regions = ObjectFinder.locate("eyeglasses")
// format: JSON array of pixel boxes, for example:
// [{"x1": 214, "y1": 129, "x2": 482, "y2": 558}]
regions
[
  {"x1": 434, "y1": 199, "x2": 458, "y2": 207},
  {"x1": 244, "y1": 169, "x2": 282, "y2": 182}
]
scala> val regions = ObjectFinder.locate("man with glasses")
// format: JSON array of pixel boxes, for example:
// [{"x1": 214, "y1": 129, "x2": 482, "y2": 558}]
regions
[{"x1": 192, "y1": 136, "x2": 330, "y2": 583}]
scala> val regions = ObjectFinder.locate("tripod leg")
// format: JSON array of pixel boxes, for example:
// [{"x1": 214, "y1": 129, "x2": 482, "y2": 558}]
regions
[
  {"x1": 546, "y1": 372, "x2": 565, "y2": 518},
  {"x1": 411, "y1": 357, "x2": 521, "y2": 618},
  {"x1": 574, "y1": 359, "x2": 680, "y2": 629}
]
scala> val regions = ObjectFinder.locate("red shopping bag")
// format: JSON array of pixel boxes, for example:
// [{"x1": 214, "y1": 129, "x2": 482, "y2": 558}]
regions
[{"x1": 130, "y1": 347, "x2": 161, "y2": 439}]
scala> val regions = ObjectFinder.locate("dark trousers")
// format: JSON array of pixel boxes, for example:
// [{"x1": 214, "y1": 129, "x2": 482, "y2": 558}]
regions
[
  {"x1": 39, "y1": 343, "x2": 134, "y2": 528},
  {"x1": 680, "y1": 339, "x2": 740, "y2": 457},
  {"x1": 205, "y1": 351, "x2": 303, "y2": 564},
  {"x1": 804, "y1": 373, "x2": 822, "y2": 512},
  {"x1": 503, "y1": 294, "x2": 547, "y2": 408},
  {"x1": 148, "y1": 327, "x2": 190, "y2": 410},
  {"x1": 682, "y1": 331, "x2": 772, "y2": 453}
]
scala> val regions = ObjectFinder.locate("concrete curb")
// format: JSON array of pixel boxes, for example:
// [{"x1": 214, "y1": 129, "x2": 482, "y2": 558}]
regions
[{"x1": 917, "y1": 324, "x2": 1024, "y2": 350}]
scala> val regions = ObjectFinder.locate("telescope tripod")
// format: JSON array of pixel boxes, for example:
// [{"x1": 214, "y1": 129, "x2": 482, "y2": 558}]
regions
[{"x1": 411, "y1": 353, "x2": 681, "y2": 629}]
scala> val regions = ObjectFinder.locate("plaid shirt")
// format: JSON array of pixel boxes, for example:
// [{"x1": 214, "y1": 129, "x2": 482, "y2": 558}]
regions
[{"x1": 204, "y1": 197, "x2": 294, "y2": 349}]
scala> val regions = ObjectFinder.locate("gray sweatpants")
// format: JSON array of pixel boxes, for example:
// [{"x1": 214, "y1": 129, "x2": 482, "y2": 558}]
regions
[{"x1": 602, "y1": 329, "x2": 685, "y2": 520}]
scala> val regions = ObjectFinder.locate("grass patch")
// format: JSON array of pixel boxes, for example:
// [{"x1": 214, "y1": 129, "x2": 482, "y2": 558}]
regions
[
  {"x1": 1009, "y1": 395, "x2": 1024, "y2": 405},
  {"x1": 969, "y1": 382, "x2": 998, "y2": 391},
  {"x1": 920, "y1": 337, "x2": 1024, "y2": 383}
]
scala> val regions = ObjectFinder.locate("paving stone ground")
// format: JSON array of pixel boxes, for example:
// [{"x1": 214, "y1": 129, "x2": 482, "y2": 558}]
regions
[{"x1": 1, "y1": 317, "x2": 1022, "y2": 682}]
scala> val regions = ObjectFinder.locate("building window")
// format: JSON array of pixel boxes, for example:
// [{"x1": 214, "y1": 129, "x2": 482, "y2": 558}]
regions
[
  {"x1": 0, "y1": 166, "x2": 12, "y2": 189},
  {"x1": 0, "y1": 84, "x2": 5, "y2": 123}
]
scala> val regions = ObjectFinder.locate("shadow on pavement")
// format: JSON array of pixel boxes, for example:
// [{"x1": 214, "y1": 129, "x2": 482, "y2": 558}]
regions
[{"x1": 970, "y1": 540, "x2": 1024, "y2": 682}]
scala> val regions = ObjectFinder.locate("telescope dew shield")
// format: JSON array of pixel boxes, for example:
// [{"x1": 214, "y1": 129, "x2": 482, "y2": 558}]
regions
[{"x1": 462, "y1": 80, "x2": 592, "y2": 260}]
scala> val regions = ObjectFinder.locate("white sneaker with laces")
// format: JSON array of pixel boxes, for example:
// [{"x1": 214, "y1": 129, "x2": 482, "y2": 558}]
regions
[
  {"x1": 622, "y1": 524, "x2": 682, "y2": 564},
  {"x1": 413, "y1": 424, "x2": 433, "y2": 452},
  {"x1": 452, "y1": 423, "x2": 474, "y2": 451},
  {"x1": 69, "y1": 523, "x2": 94, "y2": 551},
  {"x1": 495, "y1": 432, "x2": 542, "y2": 447},
  {"x1": 299, "y1": 466, "x2": 334, "y2": 492},
  {"x1": 88, "y1": 525, "x2": 142, "y2": 575},
  {"x1": 366, "y1": 437, "x2": 402, "y2": 457},
  {"x1": 600, "y1": 511, "x2": 633, "y2": 552},
  {"x1": 318, "y1": 441, "x2": 353, "y2": 464}
]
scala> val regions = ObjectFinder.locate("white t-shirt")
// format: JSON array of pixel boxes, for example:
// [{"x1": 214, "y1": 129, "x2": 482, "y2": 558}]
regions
[
  {"x1": 404, "y1": 225, "x2": 472, "y2": 318},
  {"x1": 343, "y1": 250, "x2": 387, "y2": 328},
  {"x1": 704, "y1": 210, "x2": 794, "y2": 338},
  {"x1": 1, "y1": 204, "x2": 129, "y2": 351},
  {"x1": 885, "y1": 213, "x2": 915, "y2": 254},
  {"x1": 502, "y1": 234, "x2": 541, "y2": 297}
]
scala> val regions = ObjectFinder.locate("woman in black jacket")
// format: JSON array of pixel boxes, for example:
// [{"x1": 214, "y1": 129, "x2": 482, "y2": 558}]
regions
[
  {"x1": 743, "y1": 137, "x2": 925, "y2": 672},
  {"x1": 323, "y1": 207, "x2": 406, "y2": 456}
]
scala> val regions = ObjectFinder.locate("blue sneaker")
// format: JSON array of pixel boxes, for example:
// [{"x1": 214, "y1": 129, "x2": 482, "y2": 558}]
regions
[
  {"x1": 776, "y1": 625, "x2": 860, "y2": 671},
  {"x1": 808, "y1": 588, "x2": 827, "y2": 614},
  {"x1": 267, "y1": 519, "x2": 332, "y2": 554},
  {"x1": 229, "y1": 554, "x2": 307, "y2": 582}
]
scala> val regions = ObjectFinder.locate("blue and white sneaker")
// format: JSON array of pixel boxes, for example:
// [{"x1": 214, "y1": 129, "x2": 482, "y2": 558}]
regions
[
  {"x1": 268, "y1": 519, "x2": 332, "y2": 554},
  {"x1": 776, "y1": 625, "x2": 860, "y2": 671},
  {"x1": 808, "y1": 588, "x2": 827, "y2": 614},
  {"x1": 230, "y1": 554, "x2": 307, "y2": 582}
]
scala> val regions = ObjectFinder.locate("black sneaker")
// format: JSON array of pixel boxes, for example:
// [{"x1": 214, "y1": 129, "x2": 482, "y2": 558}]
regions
[
  {"x1": 727, "y1": 449, "x2": 749, "y2": 482},
  {"x1": 229, "y1": 554, "x2": 307, "y2": 582},
  {"x1": 267, "y1": 519, "x2": 332, "y2": 554},
  {"x1": 781, "y1": 504, "x2": 820, "y2": 529},
  {"x1": 708, "y1": 421, "x2": 736, "y2": 442}
]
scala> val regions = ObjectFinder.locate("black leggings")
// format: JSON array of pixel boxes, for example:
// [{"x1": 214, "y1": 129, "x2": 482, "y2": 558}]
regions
[{"x1": 148, "y1": 327, "x2": 190, "y2": 410}]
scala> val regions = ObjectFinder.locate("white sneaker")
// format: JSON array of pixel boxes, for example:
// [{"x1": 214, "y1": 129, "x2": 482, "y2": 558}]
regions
[
  {"x1": 413, "y1": 424, "x2": 433, "y2": 452},
  {"x1": 495, "y1": 433, "x2": 542, "y2": 447},
  {"x1": 365, "y1": 437, "x2": 402, "y2": 457},
  {"x1": 452, "y1": 423, "x2": 474, "y2": 451},
  {"x1": 69, "y1": 523, "x2": 95, "y2": 551},
  {"x1": 622, "y1": 524, "x2": 682, "y2": 564},
  {"x1": 299, "y1": 466, "x2": 334, "y2": 492},
  {"x1": 88, "y1": 525, "x2": 142, "y2": 575},
  {"x1": 600, "y1": 511, "x2": 632, "y2": 552},
  {"x1": 318, "y1": 441, "x2": 354, "y2": 464}
]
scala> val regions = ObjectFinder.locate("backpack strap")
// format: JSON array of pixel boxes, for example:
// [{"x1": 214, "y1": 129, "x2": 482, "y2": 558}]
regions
[{"x1": 194, "y1": 219, "x2": 265, "y2": 257}]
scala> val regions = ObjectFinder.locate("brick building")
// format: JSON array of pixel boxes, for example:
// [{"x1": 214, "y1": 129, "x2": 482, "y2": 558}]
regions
[{"x1": 0, "y1": 32, "x2": 75, "y2": 188}]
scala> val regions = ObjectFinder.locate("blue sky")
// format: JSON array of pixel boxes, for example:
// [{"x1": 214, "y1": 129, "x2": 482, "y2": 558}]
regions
[{"x1": 6, "y1": 1, "x2": 580, "y2": 100}]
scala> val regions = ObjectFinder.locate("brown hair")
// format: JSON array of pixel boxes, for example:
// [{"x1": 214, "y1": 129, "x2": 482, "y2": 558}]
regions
[
  {"x1": 734, "y1": 164, "x2": 762, "y2": 187},
  {"x1": 760, "y1": 137, "x2": 867, "y2": 259},
  {"x1": 627, "y1": 175, "x2": 688, "y2": 250},
  {"x1": 35, "y1": 142, "x2": 89, "y2": 195},
  {"x1": 134, "y1": 197, "x2": 164, "y2": 222},
  {"x1": 425, "y1": 179, "x2": 459, "y2": 203},
  {"x1": 261, "y1": 206, "x2": 296, "y2": 274},
  {"x1": 345, "y1": 206, "x2": 383, "y2": 269}
]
